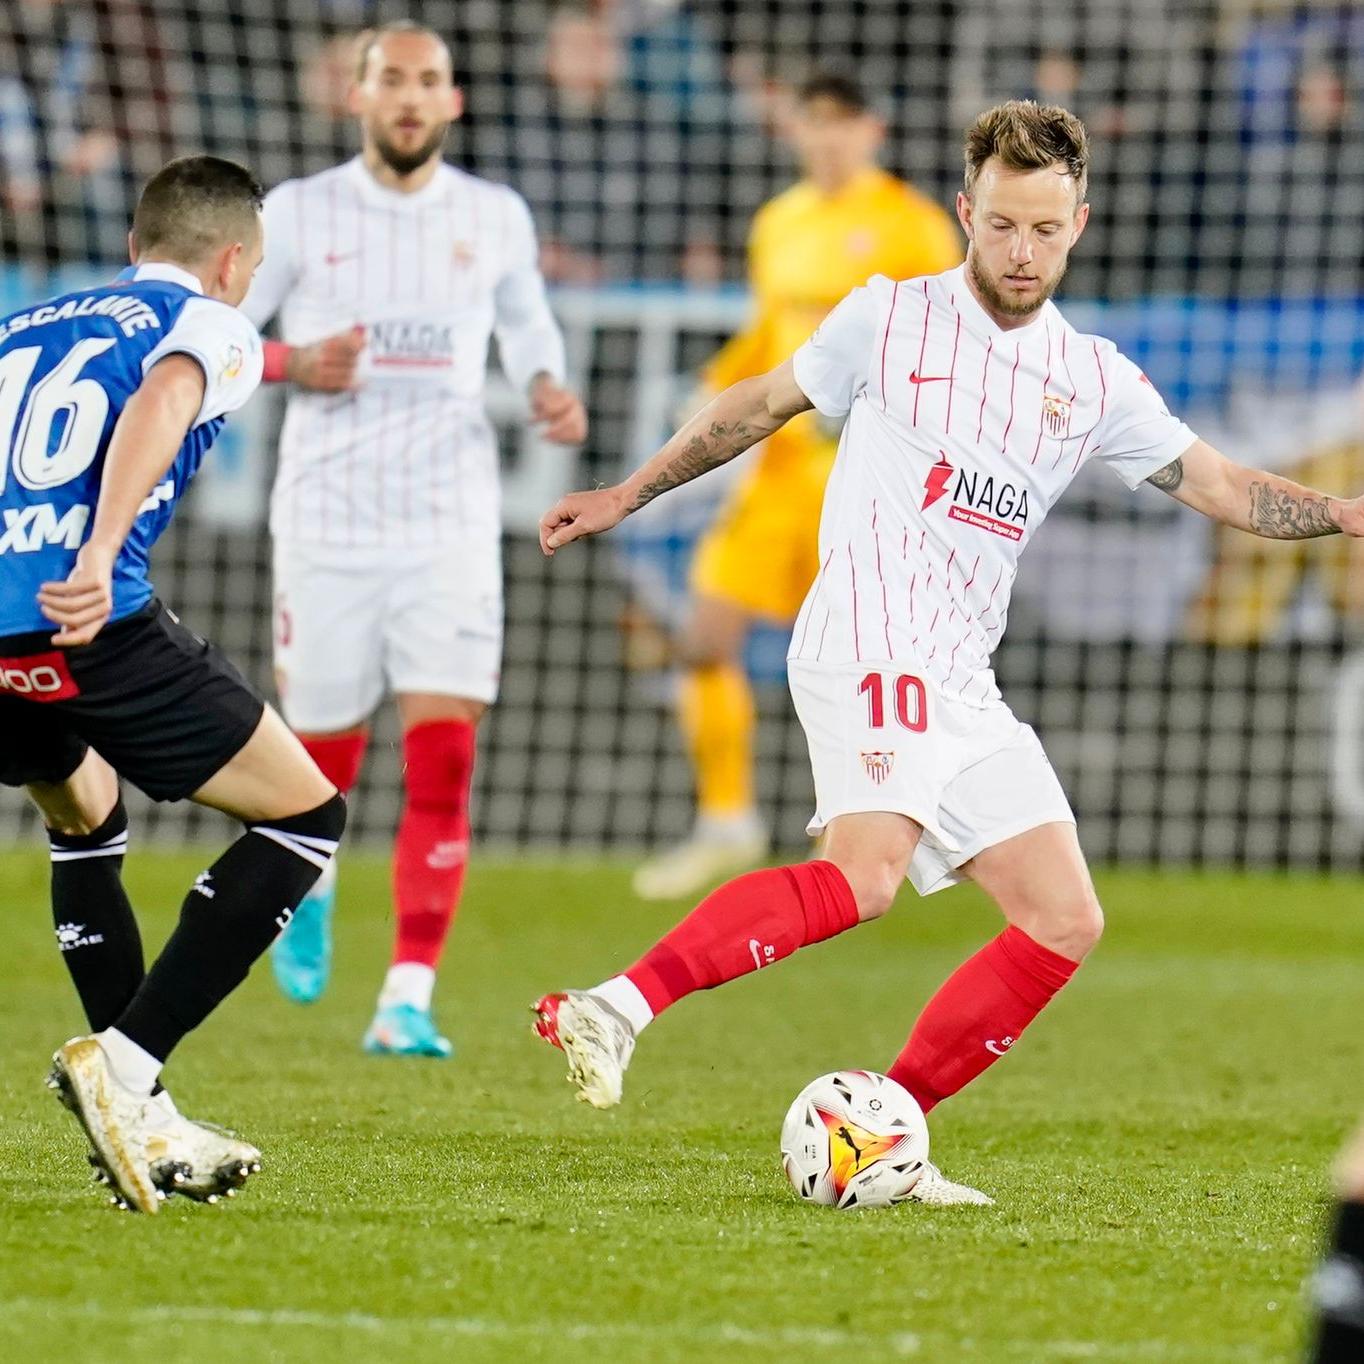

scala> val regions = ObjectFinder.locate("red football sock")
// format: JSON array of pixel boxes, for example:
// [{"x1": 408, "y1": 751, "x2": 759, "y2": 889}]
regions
[
  {"x1": 392, "y1": 720, "x2": 475, "y2": 970},
  {"x1": 299, "y1": 729, "x2": 368, "y2": 794},
  {"x1": 625, "y1": 860, "x2": 859, "y2": 1017},
  {"x1": 887, "y1": 924, "x2": 1079, "y2": 1113}
]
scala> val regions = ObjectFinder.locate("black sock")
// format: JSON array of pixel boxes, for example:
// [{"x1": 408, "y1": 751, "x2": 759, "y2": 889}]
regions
[
  {"x1": 48, "y1": 800, "x2": 144, "y2": 1032},
  {"x1": 114, "y1": 795, "x2": 346, "y2": 1061},
  {"x1": 1310, "y1": 1200, "x2": 1364, "y2": 1363}
]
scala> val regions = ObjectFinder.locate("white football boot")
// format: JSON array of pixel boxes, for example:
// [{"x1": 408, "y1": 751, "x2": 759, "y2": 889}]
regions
[
  {"x1": 47, "y1": 1037, "x2": 164, "y2": 1215},
  {"x1": 532, "y1": 990, "x2": 636, "y2": 1108},
  {"x1": 140, "y1": 1092, "x2": 262, "y2": 1203},
  {"x1": 906, "y1": 1160, "x2": 995, "y2": 1206},
  {"x1": 632, "y1": 816, "x2": 768, "y2": 901},
  {"x1": 50, "y1": 1053, "x2": 261, "y2": 1207}
]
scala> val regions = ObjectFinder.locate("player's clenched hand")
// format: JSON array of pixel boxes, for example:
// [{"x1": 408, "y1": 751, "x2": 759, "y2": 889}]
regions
[
  {"x1": 539, "y1": 487, "x2": 627, "y2": 555},
  {"x1": 530, "y1": 373, "x2": 588, "y2": 445},
  {"x1": 289, "y1": 325, "x2": 365, "y2": 392},
  {"x1": 38, "y1": 542, "x2": 116, "y2": 647}
]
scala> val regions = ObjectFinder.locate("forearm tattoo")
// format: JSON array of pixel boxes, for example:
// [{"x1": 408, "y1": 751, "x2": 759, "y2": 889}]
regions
[
  {"x1": 1146, "y1": 458, "x2": 1184, "y2": 493},
  {"x1": 628, "y1": 420, "x2": 756, "y2": 512},
  {"x1": 1246, "y1": 479, "x2": 1339, "y2": 539}
]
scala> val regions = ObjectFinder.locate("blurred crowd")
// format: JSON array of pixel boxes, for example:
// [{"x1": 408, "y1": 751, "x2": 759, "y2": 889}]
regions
[{"x1": 1, "y1": 0, "x2": 1362, "y2": 296}]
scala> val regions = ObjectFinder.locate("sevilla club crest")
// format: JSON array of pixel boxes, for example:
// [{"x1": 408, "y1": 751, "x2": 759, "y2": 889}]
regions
[
  {"x1": 1042, "y1": 394, "x2": 1072, "y2": 437},
  {"x1": 861, "y1": 751, "x2": 895, "y2": 784}
]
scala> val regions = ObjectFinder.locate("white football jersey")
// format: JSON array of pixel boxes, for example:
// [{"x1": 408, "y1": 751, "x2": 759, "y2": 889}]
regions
[
  {"x1": 790, "y1": 265, "x2": 1197, "y2": 705},
  {"x1": 243, "y1": 157, "x2": 567, "y2": 548}
]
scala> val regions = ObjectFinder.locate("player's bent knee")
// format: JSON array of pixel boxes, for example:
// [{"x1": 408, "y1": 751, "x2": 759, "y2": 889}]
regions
[
  {"x1": 26, "y1": 749, "x2": 119, "y2": 836},
  {"x1": 1034, "y1": 894, "x2": 1104, "y2": 961},
  {"x1": 192, "y1": 706, "x2": 338, "y2": 824},
  {"x1": 1082, "y1": 899, "x2": 1106, "y2": 953},
  {"x1": 268, "y1": 789, "x2": 348, "y2": 844},
  {"x1": 249, "y1": 793, "x2": 348, "y2": 900},
  {"x1": 833, "y1": 861, "x2": 901, "y2": 922}
]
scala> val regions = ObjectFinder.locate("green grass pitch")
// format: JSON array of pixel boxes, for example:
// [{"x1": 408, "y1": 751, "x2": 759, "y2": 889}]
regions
[{"x1": 0, "y1": 848, "x2": 1360, "y2": 1363}]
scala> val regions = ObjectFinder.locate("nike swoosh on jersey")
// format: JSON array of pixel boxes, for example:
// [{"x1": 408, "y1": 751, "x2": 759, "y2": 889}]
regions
[
  {"x1": 909, "y1": 371, "x2": 951, "y2": 384},
  {"x1": 323, "y1": 251, "x2": 359, "y2": 266}
]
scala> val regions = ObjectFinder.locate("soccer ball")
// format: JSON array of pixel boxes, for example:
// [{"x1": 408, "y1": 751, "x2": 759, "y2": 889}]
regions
[{"x1": 780, "y1": 1070, "x2": 929, "y2": 1209}]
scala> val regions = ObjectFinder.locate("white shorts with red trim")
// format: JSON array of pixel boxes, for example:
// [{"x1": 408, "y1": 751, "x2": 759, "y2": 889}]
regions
[
  {"x1": 272, "y1": 538, "x2": 502, "y2": 732},
  {"x1": 787, "y1": 659, "x2": 1075, "y2": 896}
]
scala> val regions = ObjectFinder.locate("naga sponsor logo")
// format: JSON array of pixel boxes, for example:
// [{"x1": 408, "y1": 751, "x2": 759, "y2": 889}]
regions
[
  {"x1": 921, "y1": 455, "x2": 954, "y2": 510},
  {"x1": 920, "y1": 453, "x2": 1029, "y2": 541},
  {"x1": 0, "y1": 502, "x2": 89, "y2": 554},
  {"x1": 369, "y1": 319, "x2": 456, "y2": 369}
]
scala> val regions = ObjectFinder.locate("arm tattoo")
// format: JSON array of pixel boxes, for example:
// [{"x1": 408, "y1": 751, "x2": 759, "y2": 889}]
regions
[
  {"x1": 1146, "y1": 458, "x2": 1184, "y2": 494},
  {"x1": 1247, "y1": 479, "x2": 1339, "y2": 539},
  {"x1": 627, "y1": 420, "x2": 755, "y2": 512}
]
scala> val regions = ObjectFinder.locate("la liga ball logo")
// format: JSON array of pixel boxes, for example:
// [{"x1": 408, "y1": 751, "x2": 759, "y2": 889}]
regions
[{"x1": 218, "y1": 343, "x2": 244, "y2": 382}]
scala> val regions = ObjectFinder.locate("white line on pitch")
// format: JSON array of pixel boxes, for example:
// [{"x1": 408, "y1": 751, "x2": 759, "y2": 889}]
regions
[
  {"x1": 0, "y1": 1300, "x2": 1273, "y2": 1361},
  {"x1": 0, "y1": 1300, "x2": 920, "y2": 1353}
]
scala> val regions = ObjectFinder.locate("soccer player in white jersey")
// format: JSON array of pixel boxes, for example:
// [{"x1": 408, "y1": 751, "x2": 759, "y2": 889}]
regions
[
  {"x1": 241, "y1": 21, "x2": 586, "y2": 1057},
  {"x1": 529, "y1": 100, "x2": 1364, "y2": 1203}
]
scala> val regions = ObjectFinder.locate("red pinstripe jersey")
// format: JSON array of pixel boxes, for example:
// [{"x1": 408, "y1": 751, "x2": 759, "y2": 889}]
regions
[
  {"x1": 242, "y1": 159, "x2": 566, "y2": 549},
  {"x1": 788, "y1": 266, "x2": 1195, "y2": 704}
]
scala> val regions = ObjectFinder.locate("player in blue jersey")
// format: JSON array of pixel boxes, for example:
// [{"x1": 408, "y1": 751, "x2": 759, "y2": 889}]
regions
[{"x1": 0, "y1": 155, "x2": 347, "y2": 1215}]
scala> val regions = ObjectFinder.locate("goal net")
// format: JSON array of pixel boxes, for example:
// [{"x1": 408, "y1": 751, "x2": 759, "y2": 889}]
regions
[{"x1": 3, "y1": 0, "x2": 1364, "y2": 869}]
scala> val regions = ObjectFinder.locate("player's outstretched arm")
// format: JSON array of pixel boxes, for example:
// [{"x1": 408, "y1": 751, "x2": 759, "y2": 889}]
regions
[
  {"x1": 538, "y1": 359, "x2": 813, "y2": 555},
  {"x1": 38, "y1": 354, "x2": 206, "y2": 646},
  {"x1": 1145, "y1": 438, "x2": 1364, "y2": 539}
]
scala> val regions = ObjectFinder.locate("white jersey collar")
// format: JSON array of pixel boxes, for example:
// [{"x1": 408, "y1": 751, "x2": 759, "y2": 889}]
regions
[
  {"x1": 345, "y1": 155, "x2": 452, "y2": 210},
  {"x1": 130, "y1": 261, "x2": 205, "y2": 294},
  {"x1": 949, "y1": 263, "x2": 1052, "y2": 339}
]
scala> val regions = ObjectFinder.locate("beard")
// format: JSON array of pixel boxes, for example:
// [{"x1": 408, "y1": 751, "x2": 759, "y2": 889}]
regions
[
  {"x1": 968, "y1": 248, "x2": 1068, "y2": 319},
  {"x1": 371, "y1": 120, "x2": 449, "y2": 177}
]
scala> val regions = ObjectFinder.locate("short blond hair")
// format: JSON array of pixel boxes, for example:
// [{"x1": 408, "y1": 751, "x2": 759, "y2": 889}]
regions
[
  {"x1": 354, "y1": 20, "x2": 451, "y2": 82},
  {"x1": 964, "y1": 100, "x2": 1090, "y2": 203}
]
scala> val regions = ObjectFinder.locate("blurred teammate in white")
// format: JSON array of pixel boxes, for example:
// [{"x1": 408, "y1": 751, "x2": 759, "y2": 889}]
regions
[
  {"x1": 242, "y1": 21, "x2": 586, "y2": 1057},
  {"x1": 530, "y1": 100, "x2": 1364, "y2": 1203}
]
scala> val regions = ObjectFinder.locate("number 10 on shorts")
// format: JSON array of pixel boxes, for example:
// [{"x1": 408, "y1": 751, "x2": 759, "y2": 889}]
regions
[{"x1": 858, "y1": 671, "x2": 927, "y2": 732}]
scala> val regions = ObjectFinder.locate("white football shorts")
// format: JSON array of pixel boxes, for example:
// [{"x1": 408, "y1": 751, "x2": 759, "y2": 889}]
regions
[
  {"x1": 787, "y1": 659, "x2": 1075, "y2": 896},
  {"x1": 272, "y1": 537, "x2": 502, "y2": 731}
]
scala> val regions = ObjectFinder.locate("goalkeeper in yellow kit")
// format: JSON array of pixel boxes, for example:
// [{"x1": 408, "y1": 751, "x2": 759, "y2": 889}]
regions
[{"x1": 634, "y1": 74, "x2": 962, "y2": 900}]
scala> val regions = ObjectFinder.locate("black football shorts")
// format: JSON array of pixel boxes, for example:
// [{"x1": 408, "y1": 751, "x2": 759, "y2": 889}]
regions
[{"x1": 0, "y1": 599, "x2": 264, "y2": 801}]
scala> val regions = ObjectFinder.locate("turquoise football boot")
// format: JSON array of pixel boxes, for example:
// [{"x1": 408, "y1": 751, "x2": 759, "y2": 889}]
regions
[
  {"x1": 269, "y1": 860, "x2": 336, "y2": 1004},
  {"x1": 362, "y1": 1004, "x2": 453, "y2": 1058}
]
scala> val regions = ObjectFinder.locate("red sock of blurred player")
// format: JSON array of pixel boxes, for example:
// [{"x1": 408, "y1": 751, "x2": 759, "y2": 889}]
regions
[
  {"x1": 386, "y1": 720, "x2": 475, "y2": 1009},
  {"x1": 611, "y1": 861, "x2": 859, "y2": 1021},
  {"x1": 298, "y1": 728, "x2": 368, "y2": 794},
  {"x1": 886, "y1": 925, "x2": 1079, "y2": 1112}
]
